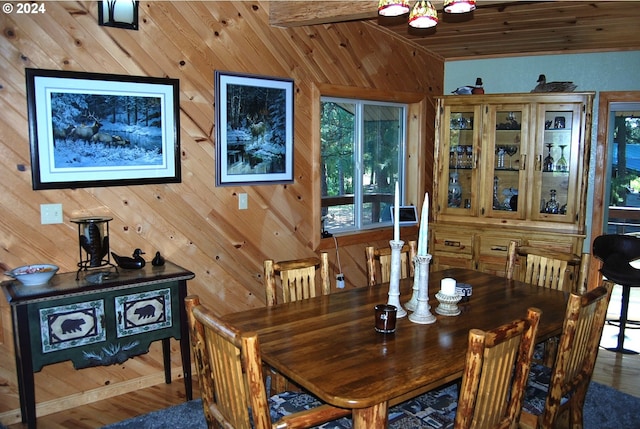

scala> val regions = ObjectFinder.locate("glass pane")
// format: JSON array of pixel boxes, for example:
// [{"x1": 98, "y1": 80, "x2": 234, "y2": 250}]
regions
[
  {"x1": 320, "y1": 101, "x2": 356, "y2": 231},
  {"x1": 448, "y1": 111, "x2": 474, "y2": 209},
  {"x1": 608, "y1": 112, "x2": 640, "y2": 234},
  {"x1": 362, "y1": 104, "x2": 403, "y2": 227},
  {"x1": 540, "y1": 110, "x2": 572, "y2": 215},
  {"x1": 492, "y1": 110, "x2": 522, "y2": 212}
]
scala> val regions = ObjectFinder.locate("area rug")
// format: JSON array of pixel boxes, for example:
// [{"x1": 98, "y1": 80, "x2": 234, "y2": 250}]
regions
[{"x1": 101, "y1": 381, "x2": 640, "y2": 429}]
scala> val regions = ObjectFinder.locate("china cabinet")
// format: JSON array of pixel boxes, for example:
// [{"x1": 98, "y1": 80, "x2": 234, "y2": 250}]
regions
[{"x1": 431, "y1": 92, "x2": 594, "y2": 278}]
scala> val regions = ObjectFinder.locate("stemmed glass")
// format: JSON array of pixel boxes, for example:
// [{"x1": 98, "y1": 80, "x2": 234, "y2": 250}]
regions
[
  {"x1": 556, "y1": 145, "x2": 568, "y2": 172},
  {"x1": 505, "y1": 145, "x2": 518, "y2": 169}
]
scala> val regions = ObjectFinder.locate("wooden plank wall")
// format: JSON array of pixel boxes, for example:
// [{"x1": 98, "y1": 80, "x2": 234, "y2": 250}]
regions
[{"x1": 0, "y1": 1, "x2": 442, "y2": 423}]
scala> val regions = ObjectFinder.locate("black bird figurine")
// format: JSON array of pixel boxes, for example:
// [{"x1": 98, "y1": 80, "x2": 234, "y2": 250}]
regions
[
  {"x1": 152, "y1": 251, "x2": 165, "y2": 267},
  {"x1": 531, "y1": 74, "x2": 577, "y2": 93},
  {"x1": 452, "y1": 77, "x2": 484, "y2": 95},
  {"x1": 111, "y1": 248, "x2": 146, "y2": 269}
]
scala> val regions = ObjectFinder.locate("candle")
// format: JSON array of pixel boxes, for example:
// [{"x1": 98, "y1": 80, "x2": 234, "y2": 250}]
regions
[
  {"x1": 417, "y1": 193, "x2": 429, "y2": 255},
  {"x1": 393, "y1": 181, "x2": 400, "y2": 242},
  {"x1": 441, "y1": 278, "x2": 456, "y2": 296}
]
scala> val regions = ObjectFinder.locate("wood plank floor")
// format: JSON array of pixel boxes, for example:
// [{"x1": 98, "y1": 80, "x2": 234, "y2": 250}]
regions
[{"x1": 7, "y1": 285, "x2": 640, "y2": 429}]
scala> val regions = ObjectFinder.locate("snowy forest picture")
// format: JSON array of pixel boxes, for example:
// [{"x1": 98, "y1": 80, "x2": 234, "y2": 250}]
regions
[
  {"x1": 26, "y1": 69, "x2": 180, "y2": 190},
  {"x1": 215, "y1": 71, "x2": 293, "y2": 185}
]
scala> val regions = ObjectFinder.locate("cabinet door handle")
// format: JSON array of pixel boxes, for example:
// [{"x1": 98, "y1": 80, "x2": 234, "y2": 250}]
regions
[
  {"x1": 536, "y1": 154, "x2": 542, "y2": 171},
  {"x1": 491, "y1": 245, "x2": 508, "y2": 252},
  {"x1": 520, "y1": 154, "x2": 526, "y2": 170}
]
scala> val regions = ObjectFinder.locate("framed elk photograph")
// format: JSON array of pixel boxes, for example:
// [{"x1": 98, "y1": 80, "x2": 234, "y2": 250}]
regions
[
  {"x1": 215, "y1": 71, "x2": 294, "y2": 186},
  {"x1": 25, "y1": 68, "x2": 180, "y2": 190}
]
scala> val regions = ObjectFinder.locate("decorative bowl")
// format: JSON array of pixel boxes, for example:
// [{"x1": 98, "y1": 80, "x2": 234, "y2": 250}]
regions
[{"x1": 6, "y1": 264, "x2": 59, "y2": 286}]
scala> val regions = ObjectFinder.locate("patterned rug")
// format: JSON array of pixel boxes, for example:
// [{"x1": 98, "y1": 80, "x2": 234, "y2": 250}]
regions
[{"x1": 101, "y1": 380, "x2": 640, "y2": 429}]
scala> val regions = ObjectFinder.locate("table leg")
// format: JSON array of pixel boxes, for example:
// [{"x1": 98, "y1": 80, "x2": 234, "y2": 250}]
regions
[
  {"x1": 352, "y1": 402, "x2": 388, "y2": 429},
  {"x1": 12, "y1": 305, "x2": 37, "y2": 428},
  {"x1": 162, "y1": 338, "x2": 172, "y2": 384},
  {"x1": 178, "y1": 279, "x2": 193, "y2": 400}
]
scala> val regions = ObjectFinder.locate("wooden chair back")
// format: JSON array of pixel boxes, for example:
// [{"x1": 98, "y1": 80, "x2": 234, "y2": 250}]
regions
[
  {"x1": 520, "y1": 281, "x2": 614, "y2": 429},
  {"x1": 506, "y1": 241, "x2": 578, "y2": 292},
  {"x1": 455, "y1": 307, "x2": 541, "y2": 429},
  {"x1": 264, "y1": 252, "x2": 330, "y2": 306},
  {"x1": 185, "y1": 295, "x2": 350, "y2": 429},
  {"x1": 365, "y1": 240, "x2": 417, "y2": 287}
]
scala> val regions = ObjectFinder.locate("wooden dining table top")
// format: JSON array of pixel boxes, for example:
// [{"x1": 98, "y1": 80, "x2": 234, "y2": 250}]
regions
[{"x1": 222, "y1": 267, "x2": 569, "y2": 422}]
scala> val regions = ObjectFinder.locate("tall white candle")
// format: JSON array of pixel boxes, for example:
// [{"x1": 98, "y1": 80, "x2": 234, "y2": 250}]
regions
[
  {"x1": 394, "y1": 181, "x2": 400, "y2": 242},
  {"x1": 417, "y1": 193, "x2": 429, "y2": 255}
]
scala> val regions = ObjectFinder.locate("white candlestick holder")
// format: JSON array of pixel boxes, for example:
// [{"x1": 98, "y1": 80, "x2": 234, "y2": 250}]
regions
[
  {"x1": 409, "y1": 254, "x2": 436, "y2": 324},
  {"x1": 387, "y1": 239, "x2": 407, "y2": 318},
  {"x1": 404, "y1": 257, "x2": 420, "y2": 311},
  {"x1": 435, "y1": 291, "x2": 462, "y2": 316}
]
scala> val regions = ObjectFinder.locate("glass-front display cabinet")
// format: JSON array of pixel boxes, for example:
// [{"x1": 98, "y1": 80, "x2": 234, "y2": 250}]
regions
[{"x1": 431, "y1": 93, "x2": 594, "y2": 275}]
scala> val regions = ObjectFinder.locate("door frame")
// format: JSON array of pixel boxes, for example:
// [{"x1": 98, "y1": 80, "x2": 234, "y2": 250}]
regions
[{"x1": 588, "y1": 91, "x2": 640, "y2": 290}]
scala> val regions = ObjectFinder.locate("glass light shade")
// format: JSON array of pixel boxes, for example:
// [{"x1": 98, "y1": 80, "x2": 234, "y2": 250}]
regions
[
  {"x1": 409, "y1": 1, "x2": 439, "y2": 28},
  {"x1": 378, "y1": 0, "x2": 411, "y2": 17},
  {"x1": 444, "y1": 0, "x2": 476, "y2": 13}
]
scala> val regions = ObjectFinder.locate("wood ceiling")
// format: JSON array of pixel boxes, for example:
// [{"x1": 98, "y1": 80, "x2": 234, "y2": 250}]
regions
[{"x1": 269, "y1": 1, "x2": 640, "y2": 61}]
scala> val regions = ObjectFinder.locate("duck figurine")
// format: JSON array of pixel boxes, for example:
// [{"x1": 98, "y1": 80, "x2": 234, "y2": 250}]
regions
[
  {"x1": 111, "y1": 248, "x2": 146, "y2": 269},
  {"x1": 531, "y1": 74, "x2": 577, "y2": 93},
  {"x1": 452, "y1": 77, "x2": 484, "y2": 95},
  {"x1": 151, "y1": 251, "x2": 165, "y2": 267}
]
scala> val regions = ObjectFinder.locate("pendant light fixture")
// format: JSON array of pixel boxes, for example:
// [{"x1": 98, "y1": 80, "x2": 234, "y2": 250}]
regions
[
  {"x1": 378, "y1": 0, "x2": 411, "y2": 17},
  {"x1": 379, "y1": 0, "x2": 477, "y2": 30},
  {"x1": 444, "y1": 0, "x2": 476, "y2": 14},
  {"x1": 408, "y1": 1, "x2": 438, "y2": 29}
]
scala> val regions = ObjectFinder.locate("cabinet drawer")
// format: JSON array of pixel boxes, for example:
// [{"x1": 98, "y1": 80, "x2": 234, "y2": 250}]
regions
[
  {"x1": 432, "y1": 231, "x2": 473, "y2": 257},
  {"x1": 478, "y1": 236, "x2": 519, "y2": 259}
]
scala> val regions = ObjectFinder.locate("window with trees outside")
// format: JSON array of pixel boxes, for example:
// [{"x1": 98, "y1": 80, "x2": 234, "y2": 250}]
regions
[
  {"x1": 320, "y1": 97, "x2": 407, "y2": 235},
  {"x1": 607, "y1": 104, "x2": 640, "y2": 234}
]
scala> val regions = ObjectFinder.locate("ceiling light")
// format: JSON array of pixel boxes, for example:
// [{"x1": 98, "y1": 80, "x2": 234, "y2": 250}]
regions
[
  {"x1": 443, "y1": 0, "x2": 476, "y2": 14},
  {"x1": 378, "y1": 0, "x2": 411, "y2": 17},
  {"x1": 408, "y1": 1, "x2": 438, "y2": 29}
]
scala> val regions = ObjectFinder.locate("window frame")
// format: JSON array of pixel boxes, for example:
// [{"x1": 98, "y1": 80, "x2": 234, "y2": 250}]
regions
[
  {"x1": 320, "y1": 96, "x2": 408, "y2": 234},
  {"x1": 312, "y1": 83, "x2": 427, "y2": 249}
]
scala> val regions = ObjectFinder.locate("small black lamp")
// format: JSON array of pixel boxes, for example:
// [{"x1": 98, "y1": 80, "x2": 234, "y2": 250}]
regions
[
  {"x1": 70, "y1": 216, "x2": 116, "y2": 279},
  {"x1": 98, "y1": 1, "x2": 139, "y2": 30}
]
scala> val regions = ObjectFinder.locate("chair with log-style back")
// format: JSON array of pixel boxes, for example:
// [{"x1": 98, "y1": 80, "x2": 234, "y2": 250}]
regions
[
  {"x1": 506, "y1": 241, "x2": 575, "y2": 291},
  {"x1": 365, "y1": 240, "x2": 417, "y2": 287},
  {"x1": 263, "y1": 252, "x2": 331, "y2": 394},
  {"x1": 520, "y1": 282, "x2": 614, "y2": 429},
  {"x1": 506, "y1": 241, "x2": 584, "y2": 366},
  {"x1": 388, "y1": 307, "x2": 541, "y2": 429},
  {"x1": 264, "y1": 252, "x2": 331, "y2": 306},
  {"x1": 185, "y1": 295, "x2": 351, "y2": 429}
]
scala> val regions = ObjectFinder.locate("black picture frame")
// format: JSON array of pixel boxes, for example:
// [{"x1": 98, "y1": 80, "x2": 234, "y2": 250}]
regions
[
  {"x1": 26, "y1": 68, "x2": 181, "y2": 190},
  {"x1": 215, "y1": 71, "x2": 294, "y2": 186}
]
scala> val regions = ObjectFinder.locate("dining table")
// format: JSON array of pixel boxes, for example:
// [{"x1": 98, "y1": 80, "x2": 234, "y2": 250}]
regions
[{"x1": 222, "y1": 267, "x2": 569, "y2": 429}]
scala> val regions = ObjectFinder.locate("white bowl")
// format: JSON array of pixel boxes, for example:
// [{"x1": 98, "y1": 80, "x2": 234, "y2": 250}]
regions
[{"x1": 6, "y1": 264, "x2": 59, "y2": 286}]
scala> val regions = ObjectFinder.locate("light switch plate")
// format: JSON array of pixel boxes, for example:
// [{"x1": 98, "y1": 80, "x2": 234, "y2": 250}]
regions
[
  {"x1": 238, "y1": 193, "x2": 248, "y2": 210},
  {"x1": 41, "y1": 203, "x2": 63, "y2": 224}
]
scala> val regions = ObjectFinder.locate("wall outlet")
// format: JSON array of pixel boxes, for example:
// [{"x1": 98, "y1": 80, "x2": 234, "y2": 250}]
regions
[
  {"x1": 238, "y1": 193, "x2": 248, "y2": 210},
  {"x1": 336, "y1": 273, "x2": 345, "y2": 289},
  {"x1": 41, "y1": 203, "x2": 63, "y2": 224}
]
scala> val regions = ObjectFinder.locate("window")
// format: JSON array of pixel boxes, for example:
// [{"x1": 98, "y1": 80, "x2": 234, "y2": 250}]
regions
[
  {"x1": 606, "y1": 103, "x2": 640, "y2": 234},
  {"x1": 320, "y1": 97, "x2": 407, "y2": 234}
]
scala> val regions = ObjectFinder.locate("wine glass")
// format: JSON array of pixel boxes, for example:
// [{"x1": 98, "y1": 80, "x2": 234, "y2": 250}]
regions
[
  {"x1": 556, "y1": 145, "x2": 568, "y2": 172},
  {"x1": 505, "y1": 145, "x2": 518, "y2": 169}
]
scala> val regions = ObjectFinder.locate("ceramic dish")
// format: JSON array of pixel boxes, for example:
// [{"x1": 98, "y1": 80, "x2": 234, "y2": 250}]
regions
[{"x1": 6, "y1": 264, "x2": 59, "y2": 286}]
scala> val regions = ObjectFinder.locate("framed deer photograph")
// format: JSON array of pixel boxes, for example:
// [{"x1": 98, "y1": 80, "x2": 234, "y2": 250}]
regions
[
  {"x1": 215, "y1": 71, "x2": 294, "y2": 186},
  {"x1": 26, "y1": 68, "x2": 180, "y2": 190}
]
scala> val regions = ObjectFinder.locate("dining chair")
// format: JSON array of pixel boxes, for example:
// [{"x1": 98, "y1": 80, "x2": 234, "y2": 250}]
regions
[
  {"x1": 264, "y1": 252, "x2": 330, "y2": 306},
  {"x1": 365, "y1": 240, "x2": 417, "y2": 287},
  {"x1": 184, "y1": 295, "x2": 351, "y2": 429},
  {"x1": 388, "y1": 307, "x2": 541, "y2": 429},
  {"x1": 264, "y1": 252, "x2": 331, "y2": 394},
  {"x1": 520, "y1": 281, "x2": 614, "y2": 429},
  {"x1": 506, "y1": 241, "x2": 575, "y2": 292}
]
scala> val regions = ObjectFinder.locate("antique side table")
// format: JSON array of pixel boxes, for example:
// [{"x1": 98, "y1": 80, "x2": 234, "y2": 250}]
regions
[{"x1": 2, "y1": 261, "x2": 195, "y2": 429}]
